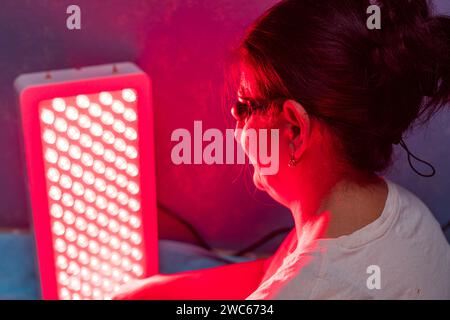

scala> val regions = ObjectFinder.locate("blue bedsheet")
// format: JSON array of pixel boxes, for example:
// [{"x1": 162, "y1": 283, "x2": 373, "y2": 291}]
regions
[{"x1": 0, "y1": 232, "x2": 250, "y2": 300}]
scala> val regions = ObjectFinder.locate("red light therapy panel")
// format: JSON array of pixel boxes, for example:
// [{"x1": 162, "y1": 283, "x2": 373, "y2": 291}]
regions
[{"x1": 16, "y1": 63, "x2": 158, "y2": 300}]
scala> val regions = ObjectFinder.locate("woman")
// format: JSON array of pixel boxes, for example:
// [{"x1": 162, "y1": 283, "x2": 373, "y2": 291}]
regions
[{"x1": 116, "y1": 0, "x2": 450, "y2": 299}]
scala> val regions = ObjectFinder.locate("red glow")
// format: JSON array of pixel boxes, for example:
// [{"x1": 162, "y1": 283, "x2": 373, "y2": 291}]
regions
[{"x1": 18, "y1": 65, "x2": 158, "y2": 300}]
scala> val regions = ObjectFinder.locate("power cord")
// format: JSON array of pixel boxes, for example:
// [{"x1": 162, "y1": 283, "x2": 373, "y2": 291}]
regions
[{"x1": 157, "y1": 202, "x2": 291, "y2": 256}]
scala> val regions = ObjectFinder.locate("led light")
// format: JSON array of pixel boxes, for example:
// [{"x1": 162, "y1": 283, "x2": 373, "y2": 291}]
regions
[
  {"x1": 73, "y1": 199, "x2": 86, "y2": 214},
  {"x1": 126, "y1": 164, "x2": 138, "y2": 177},
  {"x1": 104, "y1": 149, "x2": 116, "y2": 163},
  {"x1": 111, "y1": 100, "x2": 125, "y2": 114},
  {"x1": 80, "y1": 267, "x2": 91, "y2": 281},
  {"x1": 54, "y1": 118, "x2": 68, "y2": 133},
  {"x1": 105, "y1": 167, "x2": 117, "y2": 181},
  {"x1": 63, "y1": 210, "x2": 76, "y2": 225},
  {"x1": 65, "y1": 106, "x2": 79, "y2": 121},
  {"x1": 68, "y1": 145, "x2": 82, "y2": 160},
  {"x1": 119, "y1": 226, "x2": 130, "y2": 240},
  {"x1": 99, "y1": 92, "x2": 113, "y2": 105},
  {"x1": 108, "y1": 219, "x2": 120, "y2": 233},
  {"x1": 92, "y1": 273, "x2": 101, "y2": 287},
  {"x1": 113, "y1": 138, "x2": 126, "y2": 152},
  {"x1": 102, "y1": 130, "x2": 115, "y2": 144},
  {"x1": 58, "y1": 272, "x2": 69, "y2": 286},
  {"x1": 49, "y1": 186, "x2": 62, "y2": 201},
  {"x1": 97, "y1": 213, "x2": 109, "y2": 227},
  {"x1": 100, "y1": 246, "x2": 111, "y2": 260},
  {"x1": 77, "y1": 234, "x2": 89, "y2": 248},
  {"x1": 81, "y1": 283, "x2": 92, "y2": 297},
  {"x1": 127, "y1": 182, "x2": 139, "y2": 195},
  {"x1": 75, "y1": 216, "x2": 87, "y2": 231},
  {"x1": 130, "y1": 232, "x2": 142, "y2": 245},
  {"x1": 59, "y1": 174, "x2": 72, "y2": 189},
  {"x1": 87, "y1": 224, "x2": 99, "y2": 239},
  {"x1": 67, "y1": 126, "x2": 81, "y2": 141},
  {"x1": 109, "y1": 236, "x2": 120, "y2": 250},
  {"x1": 93, "y1": 160, "x2": 106, "y2": 174},
  {"x1": 98, "y1": 230, "x2": 110, "y2": 244},
  {"x1": 129, "y1": 215, "x2": 141, "y2": 229},
  {"x1": 45, "y1": 148, "x2": 58, "y2": 164},
  {"x1": 82, "y1": 171, "x2": 95, "y2": 185},
  {"x1": 67, "y1": 261, "x2": 80, "y2": 275},
  {"x1": 106, "y1": 202, "x2": 119, "y2": 216},
  {"x1": 51, "y1": 203, "x2": 64, "y2": 218},
  {"x1": 95, "y1": 195, "x2": 107, "y2": 210},
  {"x1": 123, "y1": 108, "x2": 137, "y2": 122},
  {"x1": 47, "y1": 168, "x2": 60, "y2": 183},
  {"x1": 58, "y1": 156, "x2": 71, "y2": 171},
  {"x1": 61, "y1": 193, "x2": 74, "y2": 207},
  {"x1": 94, "y1": 178, "x2": 106, "y2": 192},
  {"x1": 125, "y1": 146, "x2": 137, "y2": 159},
  {"x1": 115, "y1": 156, "x2": 127, "y2": 170},
  {"x1": 71, "y1": 181, "x2": 84, "y2": 196},
  {"x1": 57, "y1": 255, "x2": 68, "y2": 270},
  {"x1": 132, "y1": 264, "x2": 143, "y2": 277},
  {"x1": 65, "y1": 227, "x2": 77, "y2": 242},
  {"x1": 79, "y1": 134, "x2": 93, "y2": 148},
  {"x1": 55, "y1": 239, "x2": 67, "y2": 253},
  {"x1": 117, "y1": 192, "x2": 129, "y2": 206},
  {"x1": 76, "y1": 95, "x2": 90, "y2": 109},
  {"x1": 121, "y1": 257, "x2": 132, "y2": 271},
  {"x1": 131, "y1": 248, "x2": 143, "y2": 261},
  {"x1": 85, "y1": 206, "x2": 98, "y2": 220},
  {"x1": 101, "y1": 111, "x2": 114, "y2": 126},
  {"x1": 113, "y1": 119, "x2": 126, "y2": 134},
  {"x1": 43, "y1": 129, "x2": 57, "y2": 144},
  {"x1": 52, "y1": 98, "x2": 66, "y2": 112},
  {"x1": 60, "y1": 288, "x2": 70, "y2": 300},
  {"x1": 90, "y1": 258, "x2": 100, "y2": 272},
  {"x1": 84, "y1": 188, "x2": 96, "y2": 203},
  {"x1": 81, "y1": 153, "x2": 94, "y2": 167},
  {"x1": 79, "y1": 250, "x2": 89, "y2": 265},
  {"x1": 118, "y1": 209, "x2": 130, "y2": 223},
  {"x1": 52, "y1": 221, "x2": 65, "y2": 236},
  {"x1": 89, "y1": 103, "x2": 102, "y2": 118},
  {"x1": 129, "y1": 199, "x2": 141, "y2": 212},
  {"x1": 91, "y1": 141, "x2": 105, "y2": 156},
  {"x1": 105, "y1": 185, "x2": 118, "y2": 200},
  {"x1": 122, "y1": 89, "x2": 136, "y2": 103},
  {"x1": 90, "y1": 122, "x2": 103, "y2": 137},
  {"x1": 116, "y1": 174, "x2": 128, "y2": 188},
  {"x1": 41, "y1": 109, "x2": 55, "y2": 125},
  {"x1": 78, "y1": 114, "x2": 91, "y2": 129},
  {"x1": 124, "y1": 127, "x2": 137, "y2": 141},
  {"x1": 56, "y1": 137, "x2": 69, "y2": 153}
]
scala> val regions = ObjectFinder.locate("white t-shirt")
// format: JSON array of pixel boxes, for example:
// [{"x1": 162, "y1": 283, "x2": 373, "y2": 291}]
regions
[{"x1": 248, "y1": 179, "x2": 450, "y2": 299}]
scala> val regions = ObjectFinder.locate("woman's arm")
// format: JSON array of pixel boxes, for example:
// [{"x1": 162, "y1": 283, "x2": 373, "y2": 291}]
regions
[{"x1": 114, "y1": 258, "x2": 269, "y2": 300}]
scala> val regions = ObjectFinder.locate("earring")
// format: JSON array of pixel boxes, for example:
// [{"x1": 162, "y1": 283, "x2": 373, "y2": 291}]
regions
[{"x1": 288, "y1": 142, "x2": 298, "y2": 168}]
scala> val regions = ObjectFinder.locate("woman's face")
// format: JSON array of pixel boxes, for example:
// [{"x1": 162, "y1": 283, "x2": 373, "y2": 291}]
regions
[{"x1": 232, "y1": 75, "x2": 300, "y2": 207}]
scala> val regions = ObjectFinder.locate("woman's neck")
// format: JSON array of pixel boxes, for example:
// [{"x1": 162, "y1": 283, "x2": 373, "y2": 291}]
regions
[{"x1": 289, "y1": 174, "x2": 388, "y2": 240}]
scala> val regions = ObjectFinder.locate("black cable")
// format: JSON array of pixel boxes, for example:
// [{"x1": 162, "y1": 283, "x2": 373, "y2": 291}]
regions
[
  {"x1": 157, "y1": 202, "x2": 212, "y2": 251},
  {"x1": 234, "y1": 227, "x2": 292, "y2": 257},
  {"x1": 157, "y1": 201, "x2": 292, "y2": 257},
  {"x1": 442, "y1": 220, "x2": 450, "y2": 233}
]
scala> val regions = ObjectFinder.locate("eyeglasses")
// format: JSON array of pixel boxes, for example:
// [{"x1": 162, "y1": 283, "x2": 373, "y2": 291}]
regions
[{"x1": 232, "y1": 97, "x2": 284, "y2": 121}]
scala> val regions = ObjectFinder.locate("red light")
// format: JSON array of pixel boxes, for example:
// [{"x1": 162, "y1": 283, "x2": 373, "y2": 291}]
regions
[{"x1": 16, "y1": 63, "x2": 158, "y2": 300}]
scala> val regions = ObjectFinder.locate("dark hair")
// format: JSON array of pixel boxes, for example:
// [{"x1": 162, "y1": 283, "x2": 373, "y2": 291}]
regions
[{"x1": 239, "y1": 0, "x2": 450, "y2": 174}]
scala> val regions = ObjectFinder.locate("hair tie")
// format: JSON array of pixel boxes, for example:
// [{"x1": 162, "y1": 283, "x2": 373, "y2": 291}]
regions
[{"x1": 397, "y1": 139, "x2": 436, "y2": 177}]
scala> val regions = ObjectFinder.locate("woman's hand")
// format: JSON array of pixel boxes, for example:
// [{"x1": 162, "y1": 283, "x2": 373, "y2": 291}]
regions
[{"x1": 113, "y1": 274, "x2": 187, "y2": 300}]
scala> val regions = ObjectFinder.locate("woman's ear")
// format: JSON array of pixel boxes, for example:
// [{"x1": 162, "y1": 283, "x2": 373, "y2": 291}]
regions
[{"x1": 282, "y1": 100, "x2": 311, "y2": 159}]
